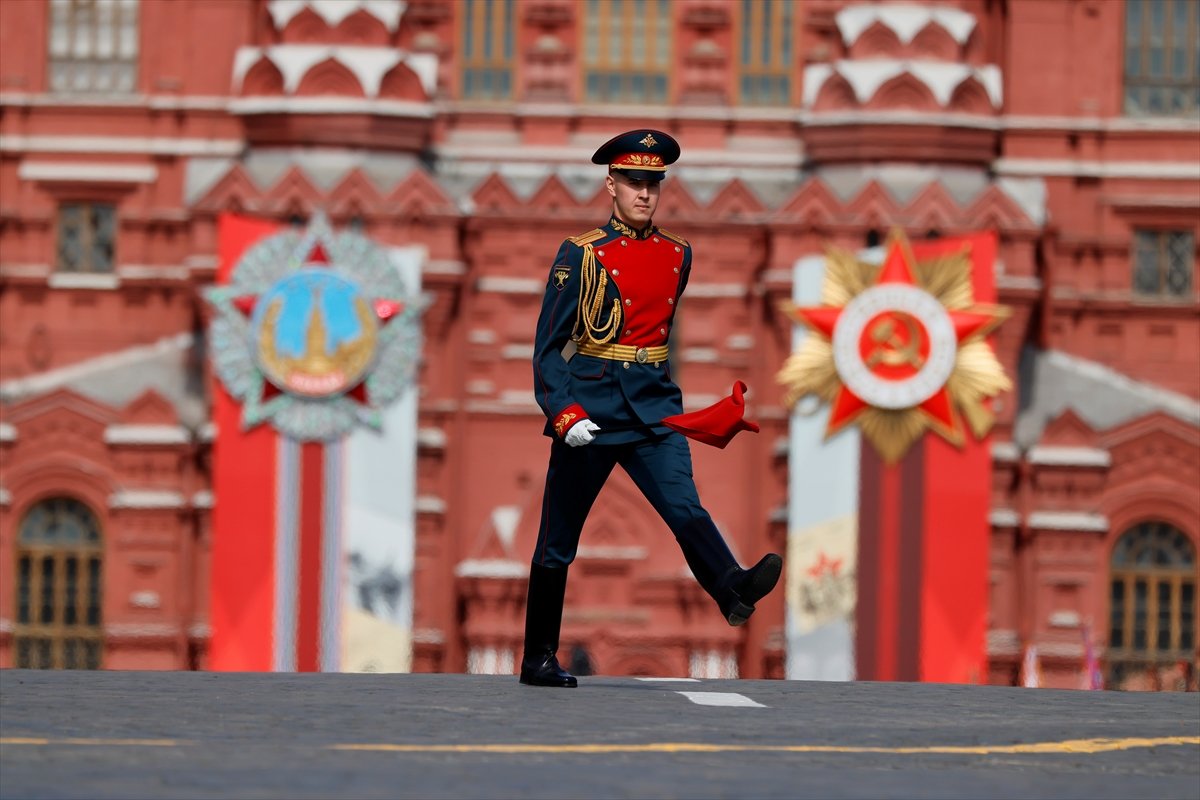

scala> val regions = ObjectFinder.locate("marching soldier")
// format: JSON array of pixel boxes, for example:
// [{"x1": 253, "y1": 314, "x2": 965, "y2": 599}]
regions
[{"x1": 521, "y1": 129, "x2": 783, "y2": 688}]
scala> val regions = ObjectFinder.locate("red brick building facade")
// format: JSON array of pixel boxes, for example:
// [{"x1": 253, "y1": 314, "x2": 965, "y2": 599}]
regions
[{"x1": 0, "y1": 0, "x2": 1196, "y2": 688}]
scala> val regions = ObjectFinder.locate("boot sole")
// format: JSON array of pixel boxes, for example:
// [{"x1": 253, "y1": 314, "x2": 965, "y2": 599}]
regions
[
  {"x1": 519, "y1": 674, "x2": 578, "y2": 688},
  {"x1": 724, "y1": 555, "x2": 783, "y2": 627}
]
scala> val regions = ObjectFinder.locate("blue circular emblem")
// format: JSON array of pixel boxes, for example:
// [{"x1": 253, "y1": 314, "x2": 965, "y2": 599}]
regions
[{"x1": 252, "y1": 270, "x2": 378, "y2": 398}]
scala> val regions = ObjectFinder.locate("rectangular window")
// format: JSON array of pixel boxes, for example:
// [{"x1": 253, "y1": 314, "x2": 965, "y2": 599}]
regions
[
  {"x1": 583, "y1": 0, "x2": 673, "y2": 104},
  {"x1": 48, "y1": 0, "x2": 139, "y2": 94},
  {"x1": 1124, "y1": 0, "x2": 1200, "y2": 116},
  {"x1": 459, "y1": 0, "x2": 515, "y2": 101},
  {"x1": 56, "y1": 202, "x2": 116, "y2": 273},
  {"x1": 1132, "y1": 229, "x2": 1194, "y2": 298},
  {"x1": 738, "y1": 0, "x2": 794, "y2": 106}
]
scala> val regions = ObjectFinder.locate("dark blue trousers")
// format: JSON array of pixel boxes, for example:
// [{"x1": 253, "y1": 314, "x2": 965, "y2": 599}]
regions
[{"x1": 533, "y1": 432, "x2": 712, "y2": 567}]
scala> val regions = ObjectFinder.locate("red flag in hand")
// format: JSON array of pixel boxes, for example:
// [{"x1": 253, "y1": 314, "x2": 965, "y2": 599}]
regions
[{"x1": 662, "y1": 380, "x2": 760, "y2": 449}]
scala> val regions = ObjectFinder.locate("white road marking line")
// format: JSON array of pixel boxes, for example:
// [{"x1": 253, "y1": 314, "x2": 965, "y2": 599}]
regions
[
  {"x1": 635, "y1": 677, "x2": 700, "y2": 682},
  {"x1": 676, "y1": 691, "x2": 766, "y2": 708}
]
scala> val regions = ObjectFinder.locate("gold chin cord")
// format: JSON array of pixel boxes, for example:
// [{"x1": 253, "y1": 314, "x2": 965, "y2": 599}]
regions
[{"x1": 572, "y1": 242, "x2": 621, "y2": 345}]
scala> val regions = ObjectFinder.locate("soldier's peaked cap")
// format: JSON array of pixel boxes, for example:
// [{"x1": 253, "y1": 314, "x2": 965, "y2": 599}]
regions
[{"x1": 591, "y1": 129, "x2": 680, "y2": 182}]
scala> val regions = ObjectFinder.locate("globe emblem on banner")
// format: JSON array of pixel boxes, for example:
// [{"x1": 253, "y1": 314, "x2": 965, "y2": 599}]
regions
[
  {"x1": 206, "y1": 213, "x2": 419, "y2": 441},
  {"x1": 778, "y1": 230, "x2": 1011, "y2": 463},
  {"x1": 252, "y1": 270, "x2": 378, "y2": 398}
]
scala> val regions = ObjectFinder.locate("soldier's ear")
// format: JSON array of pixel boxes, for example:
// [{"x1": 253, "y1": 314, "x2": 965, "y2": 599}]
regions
[{"x1": 604, "y1": 173, "x2": 616, "y2": 198}]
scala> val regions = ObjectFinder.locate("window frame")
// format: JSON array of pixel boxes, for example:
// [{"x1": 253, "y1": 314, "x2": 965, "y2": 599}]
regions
[
  {"x1": 1131, "y1": 227, "x2": 1195, "y2": 300},
  {"x1": 458, "y1": 0, "x2": 517, "y2": 102},
  {"x1": 580, "y1": 0, "x2": 675, "y2": 105},
  {"x1": 1123, "y1": 0, "x2": 1200, "y2": 117},
  {"x1": 54, "y1": 200, "x2": 117, "y2": 274},
  {"x1": 734, "y1": 0, "x2": 797, "y2": 107},
  {"x1": 47, "y1": 0, "x2": 140, "y2": 95}
]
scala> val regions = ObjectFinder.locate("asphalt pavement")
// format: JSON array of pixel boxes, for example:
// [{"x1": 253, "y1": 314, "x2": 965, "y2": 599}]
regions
[{"x1": 1, "y1": 670, "x2": 1197, "y2": 800}]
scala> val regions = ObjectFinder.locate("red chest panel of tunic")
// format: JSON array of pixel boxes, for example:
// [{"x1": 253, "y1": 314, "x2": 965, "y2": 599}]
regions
[{"x1": 594, "y1": 234, "x2": 685, "y2": 347}]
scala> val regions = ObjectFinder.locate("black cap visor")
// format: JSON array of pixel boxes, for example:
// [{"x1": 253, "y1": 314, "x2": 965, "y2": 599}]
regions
[{"x1": 611, "y1": 167, "x2": 666, "y2": 183}]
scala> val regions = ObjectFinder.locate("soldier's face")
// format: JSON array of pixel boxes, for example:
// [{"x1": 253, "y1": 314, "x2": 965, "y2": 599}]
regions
[{"x1": 607, "y1": 172, "x2": 660, "y2": 226}]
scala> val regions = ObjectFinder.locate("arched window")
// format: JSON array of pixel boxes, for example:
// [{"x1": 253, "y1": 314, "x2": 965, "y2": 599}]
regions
[
  {"x1": 14, "y1": 497, "x2": 104, "y2": 669},
  {"x1": 1108, "y1": 521, "x2": 1196, "y2": 689}
]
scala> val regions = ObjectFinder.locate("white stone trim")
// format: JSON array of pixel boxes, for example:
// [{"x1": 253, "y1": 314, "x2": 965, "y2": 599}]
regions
[
  {"x1": 129, "y1": 590, "x2": 161, "y2": 609},
  {"x1": 18, "y1": 161, "x2": 158, "y2": 183},
  {"x1": 232, "y1": 44, "x2": 436, "y2": 98},
  {"x1": 104, "y1": 622, "x2": 179, "y2": 638},
  {"x1": 0, "y1": 617, "x2": 13, "y2": 633},
  {"x1": 415, "y1": 495, "x2": 446, "y2": 514},
  {"x1": 1028, "y1": 446, "x2": 1111, "y2": 468},
  {"x1": 412, "y1": 627, "x2": 444, "y2": 644},
  {"x1": 116, "y1": 265, "x2": 191, "y2": 281},
  {"x1": 501, "y1": 344, "x2": 534, "y2": 360},
  {"x1": 416, "y1": 427, "x2": 446, "y2": 449},
  {"x1": 0, "y1": 135, "x2": 243, "y2": 157},
  {"x1": 989, "y1": 508, "x2": 1020, "y2": 527},
  {"x1": 267, "y1": 0, "x2": 405, "y2": 32},
  {"x1": 0, "y1": 263, "x2": 52, "y2": 279},
  {"x1": 680, "y1": 347, "x2": 720, "y2": 363},
  {"x1": 0, "y1": 423, "x2": 15, "y2": 442},
  {"x1": 228, "y1": 96, "x2": 434, "y2": 117},
  {"x1": 726, "y1": 334, "x2": 755, "y2": 350},
  {"x1": 467, "y1": 329, "x2": 496, "y2": 345},
  {"x1": 189, "y1": 622, "x2": 212, "y2": 639},
  {"x1": 576, "y1": 545, "x2": 648, "y2": 560},
  {"x1": 191, "y1": 491, "x2": 213, "y2": 509},
  {"x1": 836, "y1": 4, "x2": 977, "y2": 47},
  {"x1": 197, "y1": 422, "x2": 217, "y2": 443},
  {"x1": 994, "y1": 158, "x2": 1200, "y2": 181},
  {"x1": 1028, "y1": 511, "x2": 1109, "y2": 532},
  {"x1": 47, "y1": 272, "x2": 121, "y2": 290},
  {"x1": 990, "y1": 441, "x2": 1020, "y2": 463},
  {"x1": 803, "y1": 60, "x2": 1002, "y2": 109},
  {"x1": 0, "y1": 488, "x2": 11, "y2": 507},
  {"x1": 685, "y1": 282, "x2": 749, "y2": 298},
  {"x1": 997, "y1": 274, "x2": 1043, "y2": 292},
  {"x1": 476, "y1": 276, "x2": 543, "y2": 295},
  {"x1": 104, "y1": 425, "x2": 190, "y2": 446},
  {"x1": 424, "y1": 259, "x2": 467, "y2": 276},
  {"x1": 1049, "y1": 610, "x2": 1081, "y2": 628},
  {"x1": 455, "y1": 559, "x2": 526, "y2": 578},
  {"x1": 109, "y1": 490, "x2": 187, "y2": 510}
]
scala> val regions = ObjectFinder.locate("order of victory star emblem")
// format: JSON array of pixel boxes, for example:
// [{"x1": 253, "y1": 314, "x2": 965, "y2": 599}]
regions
[
  {"x1": 206, "y1": 213, "x2": 420, "y2": 441},
  {"x1": 777, "y1": 230, "x2": 1011, "y2": 463}
]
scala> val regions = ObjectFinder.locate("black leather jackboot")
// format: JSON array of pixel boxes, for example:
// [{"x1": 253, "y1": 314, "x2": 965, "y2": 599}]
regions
[
  {"x1": 677, "y1": 517, "x2": 783, "y2": 627},
  {"x1": 519, "y1": 563, "x2": 578, "y2": 688}
]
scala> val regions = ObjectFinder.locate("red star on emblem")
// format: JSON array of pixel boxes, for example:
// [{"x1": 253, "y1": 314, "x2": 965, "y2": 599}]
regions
[{"x1": 791, "y1": 239, "x2": 1002, "y2": 442}]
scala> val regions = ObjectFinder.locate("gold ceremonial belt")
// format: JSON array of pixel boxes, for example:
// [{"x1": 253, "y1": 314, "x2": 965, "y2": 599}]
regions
[{"x1": 576, "y1": 341, "x2": 670, "y2": 365}]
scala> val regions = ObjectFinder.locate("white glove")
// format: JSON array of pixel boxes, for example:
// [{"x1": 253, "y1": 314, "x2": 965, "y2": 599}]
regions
[{"x1": 565, "y1": 419, "x2": 601, "y2": 447}]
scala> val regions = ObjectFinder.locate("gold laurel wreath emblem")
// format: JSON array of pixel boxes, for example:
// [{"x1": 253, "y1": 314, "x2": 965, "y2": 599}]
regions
[{"x1": 777, "y1": 232, "x2": 1012, "y2": 463}]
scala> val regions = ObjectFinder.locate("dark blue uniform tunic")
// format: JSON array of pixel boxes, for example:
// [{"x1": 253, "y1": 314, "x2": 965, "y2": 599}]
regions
[{"x1": 530, "y1": 216, "x2": 716, "y2": 567}]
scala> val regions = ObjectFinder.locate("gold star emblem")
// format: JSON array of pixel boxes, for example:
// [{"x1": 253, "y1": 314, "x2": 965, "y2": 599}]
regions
[
  {"x1": 777, "y1": 229, "x2": 1011, "y2": 463},
  {"x1": 639, "y1": 133, "x2": 658, "y2": 148}
]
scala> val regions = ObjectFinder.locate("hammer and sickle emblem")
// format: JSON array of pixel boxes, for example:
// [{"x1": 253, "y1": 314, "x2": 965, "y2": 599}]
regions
[
  {"x1": 865, "y1": 314, "x2": 925, "y2": 370},
  {"x1": 553, "y1": 268, "x2": 570, "y2": 290}
]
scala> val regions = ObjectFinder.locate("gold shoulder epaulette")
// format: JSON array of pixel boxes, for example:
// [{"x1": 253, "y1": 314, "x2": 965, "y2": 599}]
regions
[
  {"x1": 658, "y1": 228, "x2": 689, "y2": 247},
  {"x1": 568, "y1": 228, "x2": 606, "y2": 246}
]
